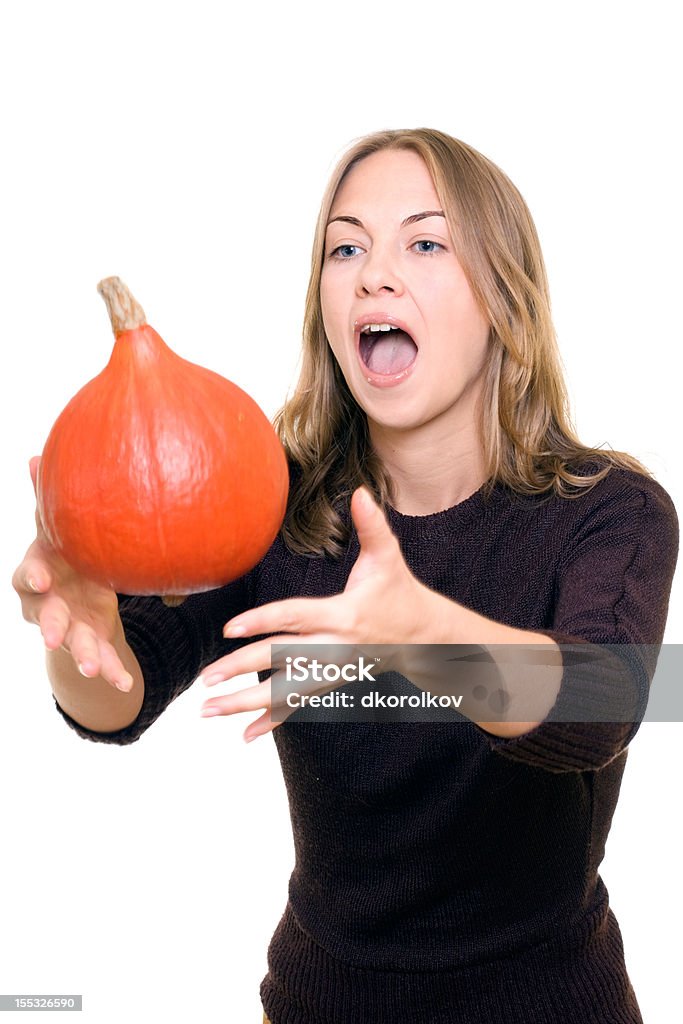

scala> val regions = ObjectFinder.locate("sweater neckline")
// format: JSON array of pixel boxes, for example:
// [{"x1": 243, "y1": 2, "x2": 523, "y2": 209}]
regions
[{"x1": 385, "y1": 478, "x2": 508, "y2": 541}]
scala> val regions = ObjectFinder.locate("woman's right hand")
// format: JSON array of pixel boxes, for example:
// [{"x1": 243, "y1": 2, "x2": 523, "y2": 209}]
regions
[{"x1": 12, "y1": 456, "x2": 133, "y2": 692}]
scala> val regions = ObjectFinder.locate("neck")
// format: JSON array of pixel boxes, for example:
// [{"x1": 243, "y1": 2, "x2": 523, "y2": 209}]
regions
[{"x1": 369, "y1": 416, "x2": 488, "y2": 516}]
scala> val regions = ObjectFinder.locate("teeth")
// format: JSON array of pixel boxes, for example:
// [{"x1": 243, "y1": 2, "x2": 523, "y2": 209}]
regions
[{"x1": 361, "y1": 323, "x2": 398, "y2": 334}]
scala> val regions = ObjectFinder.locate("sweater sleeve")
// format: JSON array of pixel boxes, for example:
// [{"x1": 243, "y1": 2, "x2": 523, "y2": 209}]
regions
[
  {"x1": 53, "y1": 570, "x2": 255, "y2": 745},
  {"x1": 486, "y1": 472, "x2": 679, "y2": 773}
]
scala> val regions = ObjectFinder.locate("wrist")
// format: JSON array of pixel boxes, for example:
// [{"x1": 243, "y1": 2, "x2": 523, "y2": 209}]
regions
[{"x1": 389, "y1": 582, "x2": 454, "y2": 677}]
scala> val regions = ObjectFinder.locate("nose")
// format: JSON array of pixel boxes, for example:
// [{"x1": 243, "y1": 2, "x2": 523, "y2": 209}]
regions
[{"x1": 355, "y1": 244, "x2": 404, "y2": 298}]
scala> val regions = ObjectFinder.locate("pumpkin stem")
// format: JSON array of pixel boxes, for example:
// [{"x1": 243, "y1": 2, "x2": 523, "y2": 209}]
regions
[{"x1": 97, "y1": 277, "x2": 147, "y2": 333}]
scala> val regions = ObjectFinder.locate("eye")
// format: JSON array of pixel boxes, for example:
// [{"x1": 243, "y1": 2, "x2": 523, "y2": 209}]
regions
[
  {"x1": 411, "y1": 239, "x2": 444, "y2": 255},
  {"x1": 328, "y1": 243, "x2": 365, "y2": 260}
]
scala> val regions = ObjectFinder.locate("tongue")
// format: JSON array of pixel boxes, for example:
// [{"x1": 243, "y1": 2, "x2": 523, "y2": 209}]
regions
[{"x1": 365, "y1": 330, "x2": 418, "y2": 374}]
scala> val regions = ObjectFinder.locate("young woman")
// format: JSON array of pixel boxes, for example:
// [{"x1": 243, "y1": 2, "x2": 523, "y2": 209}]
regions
[{"x1": 14, "y1": 128, "x2": 678, "y2": 1023}]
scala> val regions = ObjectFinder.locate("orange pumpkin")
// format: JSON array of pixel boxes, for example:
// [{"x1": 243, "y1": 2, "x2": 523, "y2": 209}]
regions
[{"x1": 37, "y1": 277, "x2": 289, "y2": 599}]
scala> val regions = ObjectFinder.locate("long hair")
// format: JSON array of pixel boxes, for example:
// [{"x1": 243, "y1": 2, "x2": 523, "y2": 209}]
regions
[{"x1": 273, "y1": 127, "x2": 652, "y2": 557}]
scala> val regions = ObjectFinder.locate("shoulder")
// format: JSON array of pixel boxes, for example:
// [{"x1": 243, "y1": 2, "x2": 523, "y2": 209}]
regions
[
  {"x1": 543, "y1": 462, "x2": 679, "y2": 573},
  {"x1": 563, "y1": 462, "x2": 678, "y2": 534},
  {"x1": 498, "y1": 459, "x2": 679, "y2": 568},
  {"x1": 503, "y1": 457, "x2": 676, "y2": 522}
]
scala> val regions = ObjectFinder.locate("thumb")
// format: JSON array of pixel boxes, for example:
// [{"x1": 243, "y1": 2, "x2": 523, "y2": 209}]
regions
[
  {"x1": 29, "y1": 456, "x2": 47, "y2": 537},
  {"x1": 29, "y1": 455, "x2": 41, "y2": 495},
  {"x1": 351, "y1": 487, "x2": 398, "y2": 557}
]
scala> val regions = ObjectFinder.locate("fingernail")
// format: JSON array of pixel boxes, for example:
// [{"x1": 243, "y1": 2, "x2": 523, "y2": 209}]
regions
[
  {"x1": 116, "y1": 675, "x2": 133, "y2": 693},
  {"x1": 223, "y1": 622, "x2": 246, "y2": 637},
  {"x1": 244, "y1": 731, "x2": 257, "y2": 743},
  {"x1": 78, "y1": 663, "x2": 91, "y2": 678},
  {"x1": 28, "y1": 577, "x2": 40, "y2": 592},
  {"x1": 360, "y1": 487, "x2": 376, "y2": 511},
  {"x1": 201, "y1": 706, "x2": 221, "y2": 717},
  {"x1": 200, "y1": 673, "x2": 222, "y2": 686}
]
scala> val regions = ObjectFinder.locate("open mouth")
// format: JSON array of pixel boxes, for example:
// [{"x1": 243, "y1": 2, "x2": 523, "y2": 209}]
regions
[{"x1": 358, "y1": 323, "x2": 418, "y2": 377}]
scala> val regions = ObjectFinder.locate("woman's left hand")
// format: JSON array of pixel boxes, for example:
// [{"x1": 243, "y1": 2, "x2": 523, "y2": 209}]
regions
[{"x1": 199, "y1": 486, "x2": 434, "y2": 742}]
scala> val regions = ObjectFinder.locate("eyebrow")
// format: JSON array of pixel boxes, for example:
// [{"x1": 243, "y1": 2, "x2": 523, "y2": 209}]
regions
[{"x1": 326, "y1": 210, "x2": 445, "y2": 229}]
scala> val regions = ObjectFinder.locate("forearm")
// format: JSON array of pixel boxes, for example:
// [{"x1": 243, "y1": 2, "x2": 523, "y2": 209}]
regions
[
  {"x1": 47, "y1": 615, "x2": 145, "y2": 734},
  {"x1": 401, "y1": 585, "x2": 563, "y2": 738}
]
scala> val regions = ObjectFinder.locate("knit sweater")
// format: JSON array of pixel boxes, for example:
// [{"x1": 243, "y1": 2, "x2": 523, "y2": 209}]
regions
[{"x1": 54, "y1": 464, "x2": 679, "y2": 1024}]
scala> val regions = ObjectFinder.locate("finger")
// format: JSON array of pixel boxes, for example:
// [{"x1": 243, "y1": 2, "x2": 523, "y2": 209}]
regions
[
  {"x1": 12, "y1": 554, "x2": 53, "y2": 596},
  {"x1": 202, "y1": 636, "x2": 277, "y2": 684},
  {"x1": 201, "y1": 678, "x2": 272, "y2": 718},
  {"x1": 202, "y1": 631, "x2": 344, "y2": 685},
  {"x1": 223, "y1": 595, "x2": 346, "y2": 640},
  {"x1": 53, "y1": 620, "x2": 133, "y2": 693},
  {"x1": 243, "y1": 710, "x2": 276, "y2": 743},
  {"x1": 98, "y1": 641, "x2": 135, "y2": 692},
  {"x1": 37, "y1": 594, "x2": 71, "y2": 650},
  {"x1": 66, "y1": 620, "x2": 103, "y2": 678},
  {"x1": 350, "y1": 486, "x2": 399, "y2": 558}
]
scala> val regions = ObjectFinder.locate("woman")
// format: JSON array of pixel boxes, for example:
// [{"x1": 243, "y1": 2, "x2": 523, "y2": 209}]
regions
[{"x1": 14, "y1": 129, "x2": 678, "y2": 1023}]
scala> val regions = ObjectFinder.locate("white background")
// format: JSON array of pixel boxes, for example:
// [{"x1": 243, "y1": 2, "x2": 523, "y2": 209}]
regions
[{"x1": 1, "y1": 1, "x2": 680, "y2": 1021}]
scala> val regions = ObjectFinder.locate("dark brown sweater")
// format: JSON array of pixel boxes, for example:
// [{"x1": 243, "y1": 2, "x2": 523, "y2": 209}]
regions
[{"x1": 55, "y1": 464, "x2": 679, "y2": 1023}]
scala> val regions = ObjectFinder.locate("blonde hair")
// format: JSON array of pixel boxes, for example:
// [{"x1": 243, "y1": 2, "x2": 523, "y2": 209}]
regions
[{"x1": 273, "y1": 127, "x2": 652, "y2": 557}]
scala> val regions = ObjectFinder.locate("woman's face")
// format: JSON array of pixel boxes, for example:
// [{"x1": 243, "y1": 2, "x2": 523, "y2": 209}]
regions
[{"x1": 320, "y1": 148, "x2": 491, "y2": 438}]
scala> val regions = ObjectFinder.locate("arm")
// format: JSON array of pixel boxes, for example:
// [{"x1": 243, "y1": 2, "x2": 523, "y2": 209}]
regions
[
  {"x1": 481, "y1": 473, "x2": 679, "y2": 771},
  {"x1": 47, "y1": 611, "x2": 145, "y2": 733},
  {"x1": 400, "y1": 593, "x2": 564, "y2": 739},
  {"x1": 197, "y1": 478, "x2": 679, "y2": 771},
  {"x1": 52, "y1": 583, "x2": 256, "y2": 745},
  {"x1": 14, "y1": 458, "x2": 256, "y2": 745},
  {"x1": 195, "y1": 487, "x2": 564, "y2": 739},
  {"x1": 14, "y1": 462, "x2": 147, "y2": 737}
]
